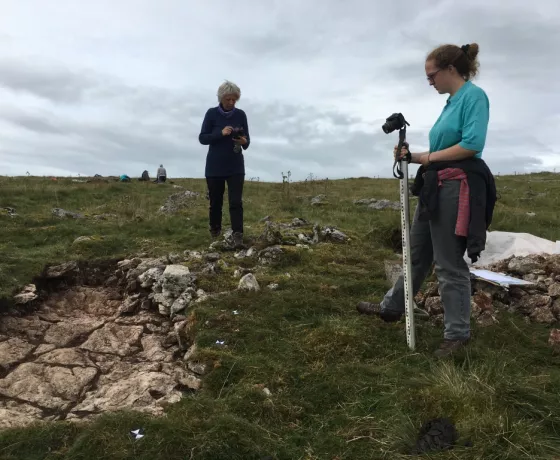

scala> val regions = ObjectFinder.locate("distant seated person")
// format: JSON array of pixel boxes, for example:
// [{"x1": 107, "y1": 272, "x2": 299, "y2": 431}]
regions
[{"x1": 156, "y1": 164, "x2": 167, "y2": 183}]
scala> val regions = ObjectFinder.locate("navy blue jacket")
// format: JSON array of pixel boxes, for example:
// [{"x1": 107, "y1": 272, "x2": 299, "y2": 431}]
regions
[{"x1": 199, "y1": 106, "x2": 250, "y2": 177}]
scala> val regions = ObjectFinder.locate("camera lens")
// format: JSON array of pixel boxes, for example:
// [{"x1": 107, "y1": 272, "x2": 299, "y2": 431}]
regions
[{"x1": 382, "y1": 122, "x2": 395, "y2": 134}]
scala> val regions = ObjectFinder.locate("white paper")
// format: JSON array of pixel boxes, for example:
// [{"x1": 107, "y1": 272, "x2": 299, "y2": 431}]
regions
[{"x1": 469, "y1": 268, "x2": 534, "y2": 286}]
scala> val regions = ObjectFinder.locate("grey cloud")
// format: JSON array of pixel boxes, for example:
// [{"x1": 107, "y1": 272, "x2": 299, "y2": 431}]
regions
[
  {"x1": 0, "y1": 58, "x2": 99, "y2": 103},
  {"x1": 0, "y1": 0, "x2": 559, "y2": 179},
  {"x1": 0, "y1": 110, "x2": 62, "y2": 134}
]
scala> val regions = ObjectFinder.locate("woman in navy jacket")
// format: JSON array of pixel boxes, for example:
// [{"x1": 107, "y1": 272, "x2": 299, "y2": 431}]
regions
[{"x1": 199, "y1": 80, "x2": 250, "y2": 248}]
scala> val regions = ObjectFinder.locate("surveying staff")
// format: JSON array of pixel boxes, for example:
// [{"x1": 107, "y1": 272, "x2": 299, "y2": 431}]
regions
[
  {"x1": 357, "y1": 43, "x2": 496, "y2": 358},
  {"x1": 199, "y1": 80, "x2": 250, "y2": 249}
]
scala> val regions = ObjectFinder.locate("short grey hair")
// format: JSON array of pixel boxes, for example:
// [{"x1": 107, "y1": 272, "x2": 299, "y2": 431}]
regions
[{"x1": 217, "y1": 80, "x2": 241, "y2": 102}]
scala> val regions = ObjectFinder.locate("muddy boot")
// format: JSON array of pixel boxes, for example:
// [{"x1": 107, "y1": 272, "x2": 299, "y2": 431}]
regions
[
  {"x1": 210, "y1": 227, "x2": 221, "y2": 239},
  {"x1": 433, "y1": 338, "x2": 470, "y2": 358},
  {"x1": 356, "y1": 301, "x2": 401, "y2": 323},
  {"x1": 232, "y1": 232, "x2": 245, "y2": 249}
]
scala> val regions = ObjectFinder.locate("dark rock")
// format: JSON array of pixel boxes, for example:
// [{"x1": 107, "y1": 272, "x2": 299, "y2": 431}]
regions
[{"x1": 412, "y1": 418, "x2": 458, "y2": 455}]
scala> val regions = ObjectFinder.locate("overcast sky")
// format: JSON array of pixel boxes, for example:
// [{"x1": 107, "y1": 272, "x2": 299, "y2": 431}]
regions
[{"x1": 1, "y1": 0, "x2": 559, "y2": 181}]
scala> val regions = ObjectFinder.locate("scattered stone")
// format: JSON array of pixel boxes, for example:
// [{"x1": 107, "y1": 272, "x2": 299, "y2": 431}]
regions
[
  {"x1": 2, "y1": 207, "x2": 17, "y2": 218},
  {"x1": 310, "y1": 195, "x2": 328, "y2": 206},
  {"x1": 235, "y1": 247, "x2": 256, "y2": 259},
  {"x1": 549, "y1": 329, "x2": 560, "y2": 349},
  {"x1": 205, "y1": 253, "x2": 221, "y2": 262},
  {"x1": 477, "y1": 311, "x2": 499, "y2": 327},
  {"x1": 73, "y1": 236, "x2": 94, "y2": 244},
  {"x1": 233, "y1": 267, "x2": 254, "y2": 279},
  {"x1": 353, "y1": 198, "x2": 376, "y2": 206},
  {"x1": 170, "y1": 288, "x2": 196, "y2": 316},
  {"x1": 238, "y1": 273, "x2": 260, "y2": 292},
  {"x1": 507, "y1": 254, "x2": 546, "y2": 276},
  {"x1": 320, "y1": 226, "x2": 348, "y2": 243},
  {"x1": 290, "y1": 217, "x2": 308, "y2": 227},
  {"x1": 14, "y1": 284, "x2": 38, "y2": 305},
  {"x1": 118, "y1": 258, "x2": 142, "y2": 271},
  {"x1": 167, "y1": 253, "x2": 185, "y2": 264},
  {"x1": 258, "y1": 221, "x2": 285, "y2": 246},
  {"x1": 420, "y1": 254, "x2": 560, "y2": 331},
  {"x1": 184, "y1": 250, "x2": 203, "y2": 260},
  {"x1": 530, "y1": 307, "x2": 556, "y2": 324},
  {"x1": 552, "y1": 299, "x2": 560, "y2": 319},
  {"x1": 548, "y1": 283, "x2": 560, "y2": 298},
  {"x1": 52, "y1": 208, "x2": 85, "y2": 219},
  {"x1": 138, "y1": 267, "x2": 165, "y2": 289},
  {"x1": 368, "y1": 199, "x2": 400, "y2": 210},
  {"x1": 425, "y1": 297, "x2": 444, "y2": 316},
  {"x1": 118, "y1": 294, "x2": 141, "y2": 315},
  {"x1": 512, "y1": 294, "x2": 552, "y2": 315},
  {"x1": 471, "y1": 291, "x2": 493, "y2": 316},
  {"x1": 187, "y1": 361, "x2": 209, "y2": 375},
  {"x1": 267, "y1": 283, "x2": 279, "y2": 290},
  {"x1": 45, "y1": 261, "x2": 80, "y2": 279},
  {"x1": 258, "y1": 246, "x2": 284, "y2": 265},
  {"x1": 159, "y1": 190, "x2": 199, "y2": 214},
  {"x1": 196, "y1": 289, "x2": 208, "y2": 303}
]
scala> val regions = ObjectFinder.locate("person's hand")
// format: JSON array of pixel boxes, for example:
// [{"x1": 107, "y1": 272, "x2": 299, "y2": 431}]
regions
[
  {"x1": 393, "y1": 144, "x2": 410, "y2": 161},
  {"x1": 222, "y1": 126, "x2": 233, "y2": 136},
  {"x1": 233, "y1": 136, "x2": 247, "y2": 145}
]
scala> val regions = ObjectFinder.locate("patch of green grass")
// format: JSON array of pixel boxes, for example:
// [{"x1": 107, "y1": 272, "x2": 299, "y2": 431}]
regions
[{"x1": 1, "y1": 173, "x2": 560, "y2": 459}]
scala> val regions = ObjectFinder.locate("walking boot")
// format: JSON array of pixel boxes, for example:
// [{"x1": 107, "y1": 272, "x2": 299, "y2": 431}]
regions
[{"x1": 356, "y1": 301, "x2": 402, "y2": 323}]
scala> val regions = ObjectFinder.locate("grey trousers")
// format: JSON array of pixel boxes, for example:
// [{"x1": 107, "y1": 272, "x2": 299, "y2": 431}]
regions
[{"x1": 381, "y1": 180, "x2": 471, "y2": 340}]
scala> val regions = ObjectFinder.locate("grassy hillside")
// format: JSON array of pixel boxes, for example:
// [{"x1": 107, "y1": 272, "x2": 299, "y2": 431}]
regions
[{"x1": 1, "y1": 172, "x2": 560, "y2": 459}]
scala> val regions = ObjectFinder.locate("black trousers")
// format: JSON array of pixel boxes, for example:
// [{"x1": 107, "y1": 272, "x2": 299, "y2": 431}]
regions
[{"x1": 206, "y1": 174, "x2": 244, "y2": 234}]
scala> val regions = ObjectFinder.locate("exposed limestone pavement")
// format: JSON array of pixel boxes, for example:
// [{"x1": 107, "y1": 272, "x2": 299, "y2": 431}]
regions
[{"x1": 0, "y1": 216, "x2": 349, "y2": 429}]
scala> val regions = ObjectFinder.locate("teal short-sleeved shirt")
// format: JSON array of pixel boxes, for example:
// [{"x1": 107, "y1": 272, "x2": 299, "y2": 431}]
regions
[{"x1": 428, "y1": 81, "x2": 490, "y2": 158}]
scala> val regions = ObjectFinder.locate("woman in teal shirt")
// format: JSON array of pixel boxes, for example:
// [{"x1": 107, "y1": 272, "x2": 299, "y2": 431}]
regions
[{"x1": 358, "y1": 43, "x2": 495, "y2": 358}]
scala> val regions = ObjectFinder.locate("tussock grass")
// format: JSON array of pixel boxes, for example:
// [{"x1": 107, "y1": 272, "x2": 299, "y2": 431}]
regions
[{"x1": 1, "y1": 173, "x2": 560, "y2": 459}]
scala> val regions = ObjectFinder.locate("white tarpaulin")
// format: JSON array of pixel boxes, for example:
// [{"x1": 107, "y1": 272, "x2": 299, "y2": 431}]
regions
[{"x1": 467, "y1": 231, "x2": 560, "y2": 268}]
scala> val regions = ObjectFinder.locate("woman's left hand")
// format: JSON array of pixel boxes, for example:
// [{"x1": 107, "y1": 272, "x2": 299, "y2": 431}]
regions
[{"x1": 234, "y1": 136, "x2": 247, "y2": 145}]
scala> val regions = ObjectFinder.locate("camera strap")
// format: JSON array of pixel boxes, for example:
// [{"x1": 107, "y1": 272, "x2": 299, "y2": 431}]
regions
[{"x1": 393, "y1": 132, "x2": 411, "y2": 179}]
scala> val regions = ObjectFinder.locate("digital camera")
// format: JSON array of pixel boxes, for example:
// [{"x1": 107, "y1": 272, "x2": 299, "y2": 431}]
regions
[
  {"x1": 382, "y1": 113, "x2": 408, "y2": 134},
  {"x1": 232, "y1": 127, "x2": 245, "y2": 139}
]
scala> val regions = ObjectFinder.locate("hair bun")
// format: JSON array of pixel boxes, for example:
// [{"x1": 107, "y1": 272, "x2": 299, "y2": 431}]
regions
[{"x1": 463, "y1": 43, "x2": 479, "y2": 60}]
